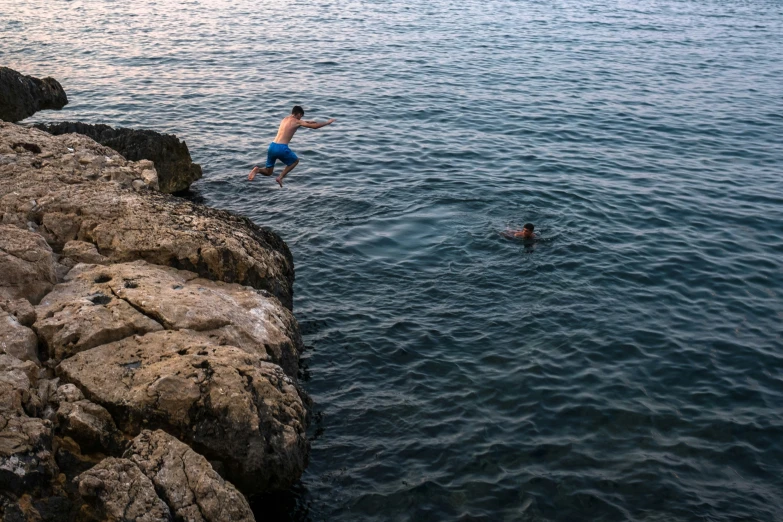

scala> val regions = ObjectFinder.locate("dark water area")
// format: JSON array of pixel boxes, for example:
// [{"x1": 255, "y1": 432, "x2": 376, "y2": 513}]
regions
[{"x1": 3, "y1": 0, "x2": 783, "y2": 519}]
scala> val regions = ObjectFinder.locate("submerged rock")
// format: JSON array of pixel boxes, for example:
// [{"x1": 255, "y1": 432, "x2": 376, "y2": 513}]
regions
[
  {"x1": 36, "y1": 122, "x2": 203, "y2": 194},
  {"x1": 0, "y1": 67, "x2": 67, "y2": 123},
  {"x1": 58, "y1": 330, "x2": 309, "y2": 493}
]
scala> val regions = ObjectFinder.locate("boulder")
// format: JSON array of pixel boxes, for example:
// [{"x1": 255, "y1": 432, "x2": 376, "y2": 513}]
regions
[
  {"x1": 56, "y1": 400, "x2": 124, "y2": 456},
  {"x1": 0, "y1": 414, "x2": 54, "y2": 494},
  {"x1": 0, "y1": 224, "x2": 57, "y2": 304},
  {"x1": 0, "y1": 354, "x2": 43, "y2": 416},
  {"x1": 1, "y1": 123, "x2": 294, "y2": 308},
  {"x1": 0, "y1": 67, "x2": 67, "y2": 123},
  {"x1": 0, "y1": 122, "x2": 158, "y2": 192},
  {"x1": 0, "y1": 310, "x2": 39, "y2": 363},
  {"x1": 35, "y1": 122, "x2": 202, "y2": 194},
  {"x1": 57, "y1": 330, "x2": 309, "y2": 493},
  {"x1": 36, "y1": 261, "x2": 301, "y2": 375},
  {"x1": 0, "y1": 297, "x2": 36, "y2": 326},
  {"x1": 54, "y1": 383, "x2": 84, "y2": 405},
  {"x1": 126, "y1": 430, "x2": 254, "y2": 522},
  {"x1": 75, "y1": 457, "x2": 172, "y2": 522},
  {"x1": 60, "y1": 241, "x2": 108, "y2": 267}
]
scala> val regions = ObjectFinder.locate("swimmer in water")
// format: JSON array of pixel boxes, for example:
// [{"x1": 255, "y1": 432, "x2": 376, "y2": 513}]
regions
[
  {"x1": 247, "y1": 105, "x2": 336, "y2": 187},
  {"x1": 507, "y1": 223, "x2": 536, "y2": 240}
]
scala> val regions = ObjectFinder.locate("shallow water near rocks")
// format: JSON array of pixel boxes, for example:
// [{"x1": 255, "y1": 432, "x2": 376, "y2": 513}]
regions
[{"x1": 3, "y1": 0, "x2": 783, "y2": 519}]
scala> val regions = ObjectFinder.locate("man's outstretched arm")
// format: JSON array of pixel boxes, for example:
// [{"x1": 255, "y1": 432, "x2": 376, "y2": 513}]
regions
[{"x1": 299, "y1": 118, "x2": 336, "y2": 129}]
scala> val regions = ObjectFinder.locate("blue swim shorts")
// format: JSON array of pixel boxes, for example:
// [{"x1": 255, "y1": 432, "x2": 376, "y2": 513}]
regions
[{"x1": 265, "y1": 142, "x2": 298, "y2": 168}]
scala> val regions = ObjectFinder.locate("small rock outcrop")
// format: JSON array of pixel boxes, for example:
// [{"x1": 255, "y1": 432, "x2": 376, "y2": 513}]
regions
[
  {"x1": 126, "y1": 430, "x2": 254, "y2": 522},
  {"x1": 0, "y1": 67, "x2": 68, "y2": 123},
  {"x1": 36, "y1": 122, "x2": 202, "y2": 193}
]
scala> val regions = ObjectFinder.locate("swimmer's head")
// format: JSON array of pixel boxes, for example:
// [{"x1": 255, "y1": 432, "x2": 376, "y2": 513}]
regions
[
  {"x1": 292, "y1": 105, "x2": 305, "y2": 118},
  {"x1": 520, "y1": 223, "x2": 535, "y2": 239}
]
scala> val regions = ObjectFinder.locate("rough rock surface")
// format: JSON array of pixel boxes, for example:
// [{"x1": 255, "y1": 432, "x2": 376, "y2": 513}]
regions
[
  {"x1": 1, "y1": 123, "x2": 294, "y2": 308},
  {"x1": 36, "y1": 122, "x2": 202, "y2": 194},
  {"x1": 126, "y1": 430, "x2": 254, "y2": 522},
  {"x1": 60, "y1": 240, "x2": 108, "y2": 267},
  {"x1": 75, "y1": 457, "x2": 172, "y2": 522},
  {"x1": 0, "y1": 67, "x2": 68, "y2": 123},
  {"x1": 56, "y1": 399, "x2": 124, "y2": 456},
  {"x1": 34, "y1": 267, "x2": 164, "y2": 363},
  {"x1": 0, "y1": 310, "x2": 39, "y2": 363},
  {"x1": 0, "y1": 355, "x2": 55, "y2": 498},
  {"x1": 0, "y1": 296, "x2": 36, "y2": 326},
  {"x1": 36, "y1": 261, "x2": 301, "y2": 374},
  {"x1": 0, "y1": 122, "x2": 159, "y2": 192},
  {"x1": 0, "y1": 224, "x2": 57, "y2": 304},
  {"x1": 0, "y1": 120, "x2": 307, "y2": 515},
  {"x1": 58, "y1": 330, "x2": 309, "y2": 493}
]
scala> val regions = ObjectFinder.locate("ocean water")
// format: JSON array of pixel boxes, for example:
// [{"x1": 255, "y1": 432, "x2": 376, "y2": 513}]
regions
[{"x1": 3, "y1": 0, "x2": 783, "y2": 519}]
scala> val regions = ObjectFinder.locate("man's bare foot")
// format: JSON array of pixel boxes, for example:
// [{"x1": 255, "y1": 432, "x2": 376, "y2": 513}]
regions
[
  {"x1": 248, "y1": 166, "x2": 259, "y2": 180},
  {"x1": 275, "y1": 176, "x2": 283, "y2": 188}
]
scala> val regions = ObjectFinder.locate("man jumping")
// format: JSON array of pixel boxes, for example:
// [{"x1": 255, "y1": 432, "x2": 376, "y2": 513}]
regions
[{"x1": 248, "y1": 105, "x2": 336, "y2": 187}]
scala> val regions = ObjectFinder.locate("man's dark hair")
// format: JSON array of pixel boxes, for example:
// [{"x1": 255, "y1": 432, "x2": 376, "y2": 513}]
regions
[
  {"x1": 292, "y1": 105, "x2": 304, "y2": 116},
  {"x1": 523, "y1": 223, "x2": 535, "y2": 231}
]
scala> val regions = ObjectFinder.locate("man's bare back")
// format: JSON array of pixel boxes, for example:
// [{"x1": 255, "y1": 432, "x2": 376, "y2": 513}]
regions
[
  {"x1": 272, "y1": 115, "x2": 304, "y2": 144},
  {"x1": 247, "y1": 105, "x2": 336, "y2": 186}
]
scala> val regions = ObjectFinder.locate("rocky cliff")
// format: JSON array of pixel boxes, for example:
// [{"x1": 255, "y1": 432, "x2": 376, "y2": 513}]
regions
[{"x1": 0, "y1": 122, "x2": 308, "y2": 521}]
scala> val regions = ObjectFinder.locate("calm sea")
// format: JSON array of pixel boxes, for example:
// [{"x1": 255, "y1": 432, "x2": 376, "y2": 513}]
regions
[{"x1": 3, "y1": 0, "x2": 782, "y2": 519}]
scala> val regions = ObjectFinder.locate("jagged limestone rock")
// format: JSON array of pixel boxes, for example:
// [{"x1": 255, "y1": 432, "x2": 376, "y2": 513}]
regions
[
  {"x1": 0, "y1": 356, "x2": 56, "y2": 499},
  {"x1": 34, "y1": 272, "x2": 164, "y2": 363},
  {"x1": 74, "y1": 457, "x2": 172, "y2": 522},
  {"x1": 0, "y1": 224, "x2": 57, "y2": 305},
  {"x1": 0, "y1": 122, "x2": 158, "y2": 192},
  {"x1": 0, "y1": 310, "x2": 39, "y2": 363},
  {"x1": 60, "y1": 241, "x2": 108, "y2": 267},
  {"x1": 36, "y1": 261, "x2": 301, "y2": 375},
  {"x1": 1, "y1": 123, "x2": 294, "y2": 308},
  {"x1": 35, "y1": 122, "x2": 202, "y2": 194},
  {"x1": 56, "y1": 400, "x2": 124, "y2": 456},
  {"x1": 58, "y1": 331, "x2": 309, "y2": 493},
  {"x1": 0, "y1": 297, "x2": 36, "y2": 326},
  {"x1": 125, "y1": 430, "x2": 254, "y2": 522}
]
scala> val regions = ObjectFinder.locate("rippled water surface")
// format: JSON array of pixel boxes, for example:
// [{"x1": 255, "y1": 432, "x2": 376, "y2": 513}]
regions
[{"x1": 3, "y1": 0, "x2": 783, "y2": 519}]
